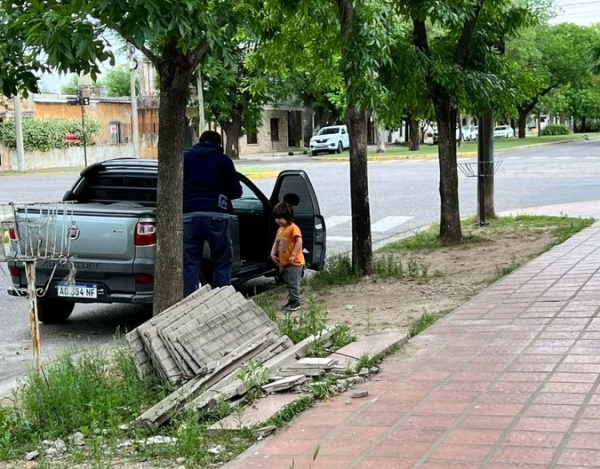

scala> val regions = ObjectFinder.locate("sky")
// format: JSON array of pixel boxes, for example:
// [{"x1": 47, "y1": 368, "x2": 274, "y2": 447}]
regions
[
  {"x1": 38, "y1": 0, "x2": 600, "y2": 93},
  {"x1": 551, "y1": 0, "x2": 600, "y2": 25}
]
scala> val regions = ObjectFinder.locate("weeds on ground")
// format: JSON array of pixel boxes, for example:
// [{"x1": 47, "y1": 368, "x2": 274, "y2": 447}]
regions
[
  {"x1": 274, "y1": 293, "x2": 328, "y2": 344},
  {"x1": 354, "y1": 353, "x2": 378, "y2": 373},
  {"x1": 0, "y1": 345, "x2": 164, "y2": 460},
  {"x1": 409, "y1": 311, "x2": 440, "y2": 337},
  {"x1": 238, "y1": 360, "x2": 270, "y2": 402},
  {"x1": 307, "y1": 254, "x2": 360, "y2": 289}
]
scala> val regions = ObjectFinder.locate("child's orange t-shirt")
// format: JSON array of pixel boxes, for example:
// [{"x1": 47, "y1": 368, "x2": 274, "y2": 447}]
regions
[{"x1": 275, "y1": 223, "x2": 305, "y2": 266}]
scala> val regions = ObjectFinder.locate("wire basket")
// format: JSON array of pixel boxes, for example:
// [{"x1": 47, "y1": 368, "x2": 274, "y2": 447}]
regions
[
  {"x1": 457, "y1": 161, "x2": 503, "y2": 178},
  {"x1": 1, "y1": 202, "x2": 75, "y2": 263}
]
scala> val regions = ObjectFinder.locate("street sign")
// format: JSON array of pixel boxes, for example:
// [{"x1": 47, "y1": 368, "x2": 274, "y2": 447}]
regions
[{"x1": 66, "y1": 97, "x2": 90, "y2": 106}]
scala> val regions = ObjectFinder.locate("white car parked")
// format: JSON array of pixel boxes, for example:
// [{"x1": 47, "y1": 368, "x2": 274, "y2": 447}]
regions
[
  {"x1": 309, "y1": 125, "x2": 350, "y2": 156},
  {"x1": 462, "y1": 125, "x2": 477, "y2": 141},
  {"x1": 493, "y1": 125, "x2": 515, "y2": 138}
]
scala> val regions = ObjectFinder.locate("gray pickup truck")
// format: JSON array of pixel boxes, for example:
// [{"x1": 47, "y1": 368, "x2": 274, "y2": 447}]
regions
[{"x1": 7, "y1": 158, "x2": 326, "y2": 323}]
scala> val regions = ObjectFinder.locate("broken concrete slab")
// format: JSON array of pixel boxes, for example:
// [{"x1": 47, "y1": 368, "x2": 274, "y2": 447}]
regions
[
  {"x1": 328, "y1": 333, "x2": 408, "y2": 370},
  {"x1": 136, "y1": 333, "x2": 282, "y2": 427},
  {"x1": 208, "y1": 393, "x2": 304, "y2": 430},
  {"x1": 262, "y1": 374, "x2": 307, "y2": 393}
]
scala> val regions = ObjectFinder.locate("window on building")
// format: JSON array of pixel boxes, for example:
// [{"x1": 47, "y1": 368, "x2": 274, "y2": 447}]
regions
[
  {"x1": 109, "y1": 122, "x2": 122, "y2": 145},
  {"x1": 247, "y1": 131, "x2": 258, "y2": 144},
  {"x1": 270, "y1": 118, "x2": 279, "y2": 141}
]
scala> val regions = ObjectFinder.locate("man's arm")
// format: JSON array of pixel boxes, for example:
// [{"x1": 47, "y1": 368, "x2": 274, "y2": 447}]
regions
[{"x1": 227, "y1": 158, "x2": 243, "y2": 200}]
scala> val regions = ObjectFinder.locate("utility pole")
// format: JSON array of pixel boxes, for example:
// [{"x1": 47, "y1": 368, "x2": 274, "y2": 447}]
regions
[
  {"x1": 129, "y1": 45, "x2": 140, "y2": 158},
  {"x1": 197, "y1": 69, "x2": 205, "y2": 136},
  {"x1": 68, "y1": 88, "x2": 90, "y2": 167},
  {"x1": 13, "y1": 95, "x2": 25, "y2": 172},
  {"x1": 477, "y1": 111, "x2": 496, "y2": 226}
]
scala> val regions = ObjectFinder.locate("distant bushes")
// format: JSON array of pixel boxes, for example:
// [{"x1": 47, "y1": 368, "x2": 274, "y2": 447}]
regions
[
  {"x1": 541, "y1": 125, "x2": 570, "y2": 136},
  {"x1": 0, "y1": 118, "x2": 100, "y2": 151}
]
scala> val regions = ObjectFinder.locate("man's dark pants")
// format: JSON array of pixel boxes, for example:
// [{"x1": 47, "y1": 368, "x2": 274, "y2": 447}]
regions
[{"x1": 183, "y1": 214, "x2": 232, "y2": 296}]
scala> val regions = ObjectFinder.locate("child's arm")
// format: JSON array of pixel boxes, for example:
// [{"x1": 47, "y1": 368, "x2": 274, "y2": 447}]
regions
[
  {"x1": 289, "y1": 235, "x2": 303, "y2": 264},
  {"x1": 270, "y1": 239, "x2": 279, "y2": 264}
]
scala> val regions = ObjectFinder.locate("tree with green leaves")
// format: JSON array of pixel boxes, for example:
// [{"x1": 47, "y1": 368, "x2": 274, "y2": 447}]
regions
[
  {"x1": 99, "y1": 65, "x2": 139, "y2": 97},
  {"x1": 507, "y1": 23, "x2": 600, "y2": 138},
  {"x1": 393, "y1": 0, "x2": 537, "y2": 245},
  {"x1": 0, "y1": 9, "x2": 49, "y2": 97},
  {"x1": 200, "y1": 43, "x2": 271, "y2": 160},
  {"x1": 3, "y1": 0, "x2": 242, "y2": 314},
  {"x1": 60, "y1": 75, "x2": 81, "y2": 95},
  {"x1": 252, "y1": 0, "x2": 395, "y2": 275}
]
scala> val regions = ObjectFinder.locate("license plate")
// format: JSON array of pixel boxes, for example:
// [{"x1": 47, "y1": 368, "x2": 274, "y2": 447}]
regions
[{"x1": 57, "y1": 283, "x2": 97, "y2": 298}]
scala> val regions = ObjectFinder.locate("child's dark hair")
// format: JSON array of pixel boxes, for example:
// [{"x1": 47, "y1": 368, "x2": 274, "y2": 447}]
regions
[{"x1": 273, "y1": 202, "x2": 294, "y2": 222}]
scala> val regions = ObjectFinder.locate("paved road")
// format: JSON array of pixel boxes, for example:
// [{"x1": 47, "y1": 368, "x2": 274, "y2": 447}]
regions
[{"x1": 1, "y1": 138, "x2": 599, "y2": 394}]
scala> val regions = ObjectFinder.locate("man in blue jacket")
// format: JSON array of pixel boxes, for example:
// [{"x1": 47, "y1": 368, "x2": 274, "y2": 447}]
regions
[{"x1": 183, "y1": 130, "x2": 243, "y2": 296}]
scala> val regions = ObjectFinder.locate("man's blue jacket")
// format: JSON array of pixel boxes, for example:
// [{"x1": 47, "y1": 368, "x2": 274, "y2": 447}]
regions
[{"x1": 183, "y1": 142, "x2": 243, "y2": 214}]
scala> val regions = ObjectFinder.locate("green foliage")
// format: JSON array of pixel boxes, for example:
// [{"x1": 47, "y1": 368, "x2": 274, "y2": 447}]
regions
[
  {"x1": 330, "y1": 324, "x2": 356, "y2": 349},
  {"x1": 0, "y1": 346, "x2": 163, "y2": 458},
  {"x1": 355, "y1": 353, "x2": 378, "y2": 372},
  {"x1": 0, "y1": 118, "x2": 101, "y2": 151},
  {"x1": 307, "y1": 254, "x2": 361, "y2": 289},
  {"x1": 509, "y1": 23, "x2": 600, "y2": 120},
  {"x1": 309, "y1": 378, "x2": 336, "y2": 400},
  {"x1": 238, "y1": 360, "x2": 270, "y2": 401},
  {"x1": 276, "y1": 294, "x2": 328, "y2": 344},
  {"x1": 541, "y1": 124, "x2": 570, "y2": 136},
  {"x1": 99, "y1": 65, "x2": 138, "y2": 97},
  {"x1": 372, "y1": 253, "x2": 430, "y2": 279},
  {"x1": 409, "y1": 310, "x2": 448, "y2": 337},
  {"x1": 60, "y1": 74, "x2": 80, "y2": 95}
]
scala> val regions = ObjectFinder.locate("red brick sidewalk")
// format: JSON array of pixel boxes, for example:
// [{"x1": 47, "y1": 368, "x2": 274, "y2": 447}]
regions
[{"x1": 226, "y1": 219, "x2": 600, "y2": 469}]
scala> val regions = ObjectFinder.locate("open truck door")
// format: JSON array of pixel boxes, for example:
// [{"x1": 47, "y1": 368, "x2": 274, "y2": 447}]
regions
[{"x1": 270, "y1": 170, "x2": 326, "y2": 270}]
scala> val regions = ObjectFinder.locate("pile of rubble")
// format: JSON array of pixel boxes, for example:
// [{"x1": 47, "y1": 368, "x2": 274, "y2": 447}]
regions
[{"x1": 126, "y1": 285, "x2": 406, "y2": 429}]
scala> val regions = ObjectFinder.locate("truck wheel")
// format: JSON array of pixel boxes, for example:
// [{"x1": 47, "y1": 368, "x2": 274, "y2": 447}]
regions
[
  {"x1": 336, "y1": 141, "x2": 342, "y2": 153},
  {"x1": 36, "y1": 298, "x2": 75, "y2": 324}
]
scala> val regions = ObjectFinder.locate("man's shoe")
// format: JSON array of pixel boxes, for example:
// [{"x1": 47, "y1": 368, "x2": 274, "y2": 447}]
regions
[{"x1": 284, "y1": 302, "x2": 301, "y2": 312}]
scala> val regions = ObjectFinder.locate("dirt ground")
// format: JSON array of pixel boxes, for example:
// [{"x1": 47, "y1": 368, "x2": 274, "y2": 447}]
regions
[{"x1": 311, "y1": 230, "x2": 556, "y2": 337}]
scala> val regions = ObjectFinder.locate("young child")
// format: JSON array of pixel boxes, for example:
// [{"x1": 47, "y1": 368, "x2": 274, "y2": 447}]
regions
[{"x1": 270, "y1": 202, "x2": 305, "y2": 311}]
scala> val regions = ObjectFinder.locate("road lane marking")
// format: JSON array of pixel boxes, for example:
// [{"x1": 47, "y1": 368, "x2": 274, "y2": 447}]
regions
[
  {"x1": 325, "y1": 216, "x2": 352, "y2": 229},
  {"x1": 371, "y1": 216, "x2": 414, "y2": 232}
]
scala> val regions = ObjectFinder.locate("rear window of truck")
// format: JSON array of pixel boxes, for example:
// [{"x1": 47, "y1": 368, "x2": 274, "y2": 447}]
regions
[{"x1": 78, "y1": 173, "x2": 158, "y2": 206}]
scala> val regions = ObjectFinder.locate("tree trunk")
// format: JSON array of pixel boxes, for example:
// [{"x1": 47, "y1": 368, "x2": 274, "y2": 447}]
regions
[
  {"x1": 336, "y1": 0, "x2": 373, "y2": 276},
  {"x1": 517, "y1": 108, "x2": 528, "y2": 138},
  {"x1": 407, "y1": 115, "x2": 420, "y2": 151},
  {"x1": 153, "y1": 54, "x2": 196, "y2": 316},
  {"x1": 222, "y1": 114, "x2": 242, "y2": 160},
  {"x1": 347, "y1": 106, "x2": 373, "y2": 275},
  {"x1": 434, "y1": 94, "x2": 463, "y2": 245},
  {"x1": 303, "y1": 106, "x2": 313, "y2": 147},
  {"x1": 376, "y1": 125, "x2": 386, "y2": 153}
]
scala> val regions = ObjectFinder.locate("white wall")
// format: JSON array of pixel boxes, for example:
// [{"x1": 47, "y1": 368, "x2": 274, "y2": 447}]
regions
[{"x1": 0, "y1": 143, "x2": 135, "y2": 172}]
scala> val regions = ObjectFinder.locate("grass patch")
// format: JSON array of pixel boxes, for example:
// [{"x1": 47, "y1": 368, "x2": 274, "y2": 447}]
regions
[
  {"x1": 409, "y1": 310, "x2": 451, "y2": 337},
  {"x1": 0, "y1": 345, "x2": 165, "y2": 460},
  {"x1": 314, "y1": 132, "x2": 600, "y2": 161},
  {"x1": 307, "y1": 254, "x2": 361, "y2": 289}
]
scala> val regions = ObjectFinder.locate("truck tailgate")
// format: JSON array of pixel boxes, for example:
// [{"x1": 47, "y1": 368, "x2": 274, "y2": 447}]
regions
[{"x1": 13, "y1": 203, "x2": 154, "y2": 262}]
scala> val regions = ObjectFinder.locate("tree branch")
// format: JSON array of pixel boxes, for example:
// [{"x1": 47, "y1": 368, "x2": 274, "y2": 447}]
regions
[
  {"x1": 102, "y1": 19, "x2": 160, "y2": 66},
  {"x1": 454, "y1": 0, "x2": 486, "y2": 65},
  {"x1": 518, "y1": 84, "x2": 558, "y2": 115},
  {"x1": 412, "y1": 19, "x2": 430, "y2": 56}
]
